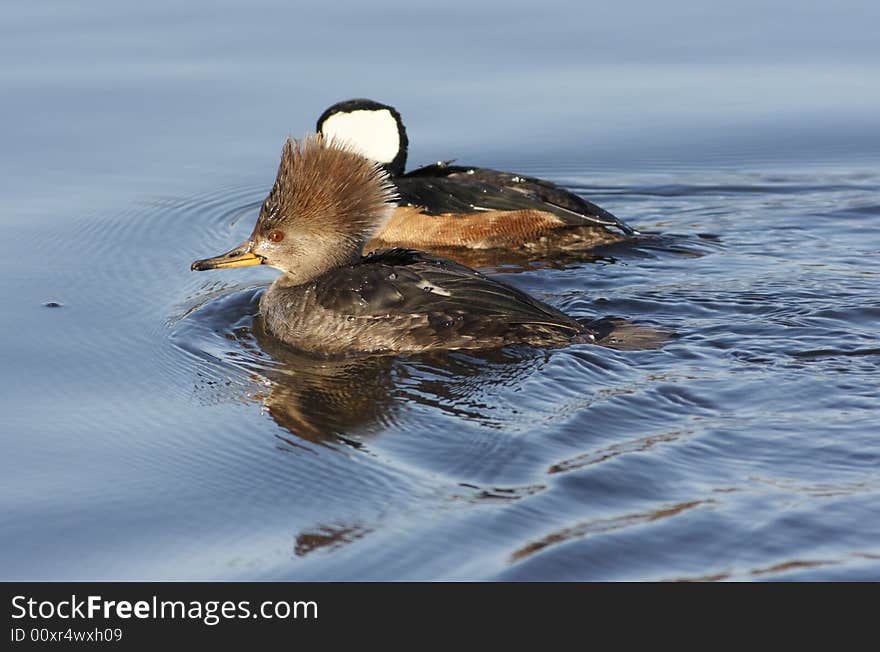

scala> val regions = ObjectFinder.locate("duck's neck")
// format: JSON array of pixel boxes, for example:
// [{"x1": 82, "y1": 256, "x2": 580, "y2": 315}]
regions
[
  {"x1": 271, "y1": 240, "x2": 365, "y2": 287},
  {"x1": 270, "y1": 273, "x2": 306, "y2": 290}
]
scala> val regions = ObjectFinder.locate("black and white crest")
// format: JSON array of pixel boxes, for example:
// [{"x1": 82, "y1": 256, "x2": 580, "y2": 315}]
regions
[{"x1": 316, "y1": 99, "x2": 409, "y2": 177}]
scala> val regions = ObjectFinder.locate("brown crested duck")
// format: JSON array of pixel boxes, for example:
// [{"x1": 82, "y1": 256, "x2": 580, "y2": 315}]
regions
[{"x1": 191, "y1": 135, "x2": 594, "y2": 355}]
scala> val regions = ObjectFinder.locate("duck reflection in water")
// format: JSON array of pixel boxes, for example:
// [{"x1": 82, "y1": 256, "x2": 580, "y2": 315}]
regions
[
  {"x1": 248, "y1": 315, "x2": 552, "y2": 449},
  {"x1": 197, "y1": 309, "x2": 665, "y2": 452},
  {"x1": 249, "y1": 316, "x2": 399, "y2": 448}
]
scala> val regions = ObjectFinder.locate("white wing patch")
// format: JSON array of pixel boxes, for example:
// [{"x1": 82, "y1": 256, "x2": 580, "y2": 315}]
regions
[
  {"x1": 320, "y1": 109, "x2": 400, "y2": 165},
  {"x1": 416, "y1": 280, "x2": 451, "y2": 296}
]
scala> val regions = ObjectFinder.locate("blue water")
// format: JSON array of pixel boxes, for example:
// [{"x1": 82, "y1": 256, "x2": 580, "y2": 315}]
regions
[{"x1": 2, "y1": 1, "x2": 879, "y2": 580}]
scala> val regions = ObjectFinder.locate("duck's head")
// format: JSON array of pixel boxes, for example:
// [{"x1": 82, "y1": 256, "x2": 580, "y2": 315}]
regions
[
  {"x1": 316, "y1": 98, "x2": 408, "y2": 177},
  {"x1": 191, "y1": 135, "x2": 397, "y2": 284}
]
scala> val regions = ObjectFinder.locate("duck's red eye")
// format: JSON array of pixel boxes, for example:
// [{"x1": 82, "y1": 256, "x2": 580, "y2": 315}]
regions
[{"x1": 267, "y1": 229, "x2": 284, "y2": 243}]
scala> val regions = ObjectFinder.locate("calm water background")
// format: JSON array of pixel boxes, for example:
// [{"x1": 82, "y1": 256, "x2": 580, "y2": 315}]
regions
[{"x1": 2, "y1": 1, "x2": 879, "y2": 580}]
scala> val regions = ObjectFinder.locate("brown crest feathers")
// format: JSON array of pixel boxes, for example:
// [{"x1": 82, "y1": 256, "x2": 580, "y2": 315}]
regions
[{"x1": 259, "y1": 134, "x2": 398, "y2": 244}]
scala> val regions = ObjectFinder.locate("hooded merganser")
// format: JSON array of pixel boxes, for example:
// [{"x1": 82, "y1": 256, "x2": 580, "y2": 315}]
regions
[
  {"x1": 316, "y1": 99, "x2": 637, "y2": 255},
  {"x1": 191, "y1": 135, "x2": 594, "y2": 355}
]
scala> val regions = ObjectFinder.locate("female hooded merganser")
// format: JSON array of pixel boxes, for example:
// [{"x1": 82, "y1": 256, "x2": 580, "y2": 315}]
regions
[
  {"x1": 316, "y1": 99, "x2": 637, "y2": 255},
  {"x1": 191, "y1": 135, "x2": 594, "y2": 355}
]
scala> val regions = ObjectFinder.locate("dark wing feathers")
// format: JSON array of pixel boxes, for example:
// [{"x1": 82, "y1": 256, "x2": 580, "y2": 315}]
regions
[
  {"x1": 314, "y1": 249, "x2": 583, "y2": 333},
  {"x1": 393, "y1": 176, "x2": 478, "y2": 214},
  {"x1": 398, "y1": 164, "x2": 635, "y2": 236}
]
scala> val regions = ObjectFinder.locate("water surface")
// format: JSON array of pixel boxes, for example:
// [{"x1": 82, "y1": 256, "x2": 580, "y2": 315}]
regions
[{"x1": 2, "y1": 1, "x2": 879, "y2": 580}]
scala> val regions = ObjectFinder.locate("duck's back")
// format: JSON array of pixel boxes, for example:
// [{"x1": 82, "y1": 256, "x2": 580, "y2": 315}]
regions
[
  {"x1": 259, "y1": 249, "x2": 590, "y2": 355},
  {"x1": 400, "y1": 163, "x2": 630, "y2": 229},
  {"x1": 367, "y1": 163, "x2": 635, "y2": 253}
]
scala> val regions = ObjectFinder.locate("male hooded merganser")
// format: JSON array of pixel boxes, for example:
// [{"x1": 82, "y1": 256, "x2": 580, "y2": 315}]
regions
[
  {"x1": 191, "y1": 135, "x2": 594, "y2": 355},
  {"x1": 316, "y1": 98, "x2": 637, "y2": 255}
]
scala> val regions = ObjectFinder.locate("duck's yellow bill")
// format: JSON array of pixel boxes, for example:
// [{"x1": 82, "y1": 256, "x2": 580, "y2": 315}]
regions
[{"x1": 191, "y1": 242, "x2": 264, "y2": 271}]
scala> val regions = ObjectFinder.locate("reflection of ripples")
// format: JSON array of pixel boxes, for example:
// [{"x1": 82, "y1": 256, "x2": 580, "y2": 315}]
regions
[
  {"x1": 294, "y1": 523, "x2": 373, "y2": 558},
  {"x1": 510, "y1": 499, "x2": 711, "y2": 562}
]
